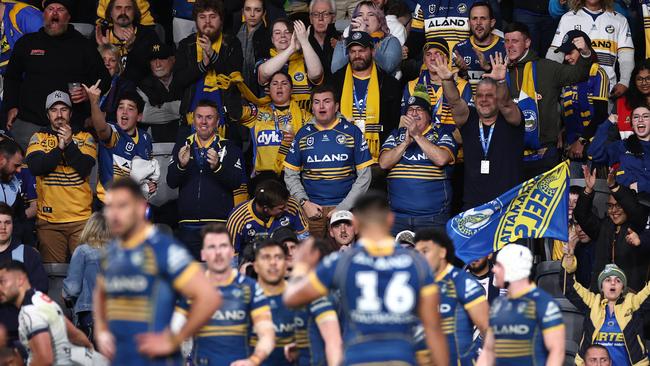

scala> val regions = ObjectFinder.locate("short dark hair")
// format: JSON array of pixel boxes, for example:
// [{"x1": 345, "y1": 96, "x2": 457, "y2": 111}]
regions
[
  {"x1": 118, "y1": 90, "x2": 145, "y2": 114},
  {"x1": 0, "y1": 139, "x2": 23, "y2": 159},
  {"x1": 504, "y1": 22, "x2": 531, "y2": 39},
  {"x1": 469, "y1": 1, "x2": 494, "y2": 19},
  {"x1": 270, "y1": 18, "x2": 294, "y2": 35},
  {"x1": 106, "y1": 0, "x2": 142, "y2": 25},
  {"x1": 311, "y1": 83, "x2": 339, "y2": 103},
  {"x1": 201, "y1": 223, "x2": 232, "y2": 243},
  {"x1": 414, "y1": 228, "x2": 456, "y2": 263},
  {"x1": 254, "y1": 239, "x2": 288, "y2": 258},
  {"x1": 0, "y1": 202, "x2": 14, "y2": 220},
  {"x1": 270, "y1": 71, "x2": 293, "y2": 88},
  {"x1": 192, "y1": 0, "x2": 225, "y2": 22},
  {"x1": 569, "y1": 185, "x2": 582, "y2": 196},
  {"x1": 195, "y1": 99, "x2": 220, "y2": 114},
  {"x1": 352, "y1": 191, "x2": 390, "y2": 216},
  {"x1": 107, "y1": 178, "x2": 145, "y2": 200},
  {"x1": 254, "y1": 180, "x2": 289, "y2": 208},
  {"x1": 0, "y1": 260, "x2": 27, "y2": 274},
  {"x1": 585, "y1": 344, "x2": 611, "y2": 359}
]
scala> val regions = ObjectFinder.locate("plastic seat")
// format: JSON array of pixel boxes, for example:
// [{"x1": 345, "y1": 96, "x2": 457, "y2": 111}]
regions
[
  {"x1": 556, "y1": 298, "x2": 585, "y2": 344},
  {"x1": 71, "y1": 23, "x2": 94, "y2": 39},
  {"x1": 43, "y1": 263, "x2": 72, "y2": 318},
  {"x1": 564, "y1": 340, "x2": 579, "y2": 366},
  {"x1": 149, "y1": 142, "x2": 178, "y2": 207},
  {"x1": 535, "y1": 261, "x2": 563, "y2": 297}
]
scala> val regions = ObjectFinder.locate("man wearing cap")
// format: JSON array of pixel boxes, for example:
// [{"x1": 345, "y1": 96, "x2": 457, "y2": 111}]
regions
[
  {"x1": 478, "y1": 244, "x2": 566, "y2": 366},
  {"x1": 561, "y1": 253, "x2": 650, "y2": 366},
  {"x1": 227, "y1": 179, "x2": 309, "y2": 260},
  {"x1": 94, "y1": 0, "x2": 161, "y2": 84},
  {"x1": 4, "y1": 0, "x2": 110, "y2": 149},
  {"x1": 137, "y1": 42, "x2": 184, "y2": 142},
  {"x1": 547, "y1": 0, "x2": 633, "y2": 99},
  {"x1": 556, "y1": 31, "x2": 609, "y2": 170},
  {"x1": 25, "y1": 91, "x2": 97, "y2": 263},
  {"x1": 504, "y1": 22, "x2": 593, "y2": 179},
  {"x1": 379, "y1": 83, "x2": 457, "y2": 234},
  {"x1": 332, "y1": 30, "x2": 401, "y2": 163},
  {"x1": 328, "y1": 210, "x2": 356, "y2": 251}
]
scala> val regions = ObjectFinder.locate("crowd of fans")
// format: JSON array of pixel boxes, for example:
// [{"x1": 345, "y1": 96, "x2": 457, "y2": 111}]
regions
[{"x1": 0, "y1": 0, "x2": 647, "y2": 364}]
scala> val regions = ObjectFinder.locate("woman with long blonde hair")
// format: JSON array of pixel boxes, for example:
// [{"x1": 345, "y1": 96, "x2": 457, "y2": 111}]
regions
[{"x1": 63, "y1": 213, "x2": 111, "y2": 343}]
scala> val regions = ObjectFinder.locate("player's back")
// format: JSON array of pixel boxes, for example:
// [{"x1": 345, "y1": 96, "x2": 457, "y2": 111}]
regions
[
  {"x1": 294, "y1": 296, "x2": 337, "y2": 366},
  {"x1": 102, "y1": 226, "x2": 199, "y2": 366},
  {"x1": 489, "y1": 286, "x2": 563, "y2": 366},
  {"x1": 181, "y1": 270, "x2": 268, "y2": 366},
  {"x1": 18, "y1": 289, "x2": 74, "y2": 365},
  {"x1": 311, "y1": 242, "x2": 437, "y2": 365},
  {"x1": 251, "y1": 291, "x2": 295, "y2": 366}
]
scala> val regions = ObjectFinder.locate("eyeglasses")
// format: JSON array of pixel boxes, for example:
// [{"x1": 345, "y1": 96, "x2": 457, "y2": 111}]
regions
[
  {"x1": 632, "y1": 113, "x2": 650, "y2": 121},
  {"x1": 606, "y1": 203, "x2": 622, "y2": 211},
  {"x1": 635, "y1": 76, "x2": 650, "y2": 84},
  {"x1": 310, "y1": 11, "x2": 334, "y2": 19},
  {"x1": 407, "y1": 106, "x2": 426, "y2": 114}
]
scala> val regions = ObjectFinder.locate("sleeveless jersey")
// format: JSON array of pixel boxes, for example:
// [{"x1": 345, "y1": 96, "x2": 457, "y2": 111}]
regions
[
  {"x1": 309, "y1": 239, "x2": 438, "y2": 365},
  {"x1": 100, "y1": 225, "x2": 201, "y2": 366},
  {"x1": 551, "y1": 8, "x2": 633, "y2": 86},
  {"x1": 489, "y1": 286, "x2": 564, "y2": 366},
  {"x1": 177, "y1": 269, "x2": 271, "y2": 366},
  {"x1": 251, "y1": 289, "x2": 295, "y2": 366},
  {"x1": 453, "y1": 35, "x2": 506, "y2": 95},
  {"x1": 294, "y1": 296, "x2": 338, "y2": 366},
  {"x1": 411, "y1": 0, "x2": 480, "y2": 50}
]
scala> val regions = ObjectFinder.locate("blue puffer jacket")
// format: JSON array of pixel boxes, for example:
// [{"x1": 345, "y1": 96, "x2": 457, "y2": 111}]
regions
[{"x1": 588, "y1": 120, "x2": 650, "y2": 194}]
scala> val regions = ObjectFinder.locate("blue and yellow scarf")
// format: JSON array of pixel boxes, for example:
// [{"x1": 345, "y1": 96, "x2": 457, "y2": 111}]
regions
[{"x1": 508, "y1": 61, "x2": 542, "y2": 162}]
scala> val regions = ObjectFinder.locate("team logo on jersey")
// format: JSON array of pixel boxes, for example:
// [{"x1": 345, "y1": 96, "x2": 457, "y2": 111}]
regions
[
  {"x1": 517, "y1": 302, "x2": 527, "y2": 314},
  {"x1": 336, "y1": 134, "x2": 347, "y2": 145},
  {"x1": 449, "y1": 199, "x2": 503, "y2": 238},
  {"x1": 125, "y1": 142, "x2": 134, "y2": 152},
  {"x1": 232, "y1": 288, "x2": 242, "y2": 298},
  {"x1": 464, "y1": 56, "x2": 472, "y2": 65},
  {"x1": 543, "y1": 301, "x2": 562, "y2": 322},
  {"x1": 605, "y1": 25, "x2": 615, "y2": 34},
  {"x1": 523, "y1": 110, "x2": 537, "y2": 132},
  {"x1": 429, "y1": 4, "x2": 436, "y2": 13},
  {"x1": 294, "y1": 72, "x2": 305, "y2": 82},
  {"x1": 457, "y1": 3, "x2": 467, "y2": 13},
  {"x1": 322, "y1": 134, "x2": 330, "y2": 142},
  {"x1": 280, "y1": 216, "x2": 290, "y2": 226},
  {"x1": 248, "y1": 229, "x2": 256, "y2": 237},
  {"x1": 306, "y1": 137, "x2": 314, "y2": 146},
  {"x1": 131, "y1": 251, "x2": 144, "y2": 266}
]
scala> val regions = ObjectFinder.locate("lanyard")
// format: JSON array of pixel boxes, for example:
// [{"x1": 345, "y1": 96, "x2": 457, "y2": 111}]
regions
[
  {"x1": 352, "y1": 81, "x2": 368, "y2": 116},
  {"x1": 479, "y1": 122, "x2": 495, "y2": 158},
  {"x1": 270, "y1": 104, "x2": 292, "y2": 132}
]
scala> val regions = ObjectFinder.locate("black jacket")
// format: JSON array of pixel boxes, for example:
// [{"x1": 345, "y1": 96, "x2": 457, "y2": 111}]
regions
[
  {"x1": 308, "y1": 24, "x2": 339, "y2": 79},
  {"x1": 137, "y1": 73, "x2": 184, "y2": 108},
  {"x1": 4, "y1": 25, "x2": 111, "y2": 127},
  {"x1": 331, "y1": 65, "x2": 401, "y2": 144},
  {"x1": 166, "y1": 130, "x2": 245, "y2": 223},
  {"x1": 574, "y1": 186, "x2": 650, "y2": 292},
  {"x1": 92, "y1": 25, "x2": 161, "y2": 84},
  {"x1": 174, "y1": 32, "x2": 243, "y2": 133},
  {"x1": 0, "y1": 239, "x2": 48, "y2": 339}
]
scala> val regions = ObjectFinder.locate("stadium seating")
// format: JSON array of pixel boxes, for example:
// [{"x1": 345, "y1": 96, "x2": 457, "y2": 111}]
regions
[
  {"x1": 570, "y1": 178, "x2": 610, "y2": 218},
  {"x1": 556, "y1": 298, "x2": 585, "y2": 345},
  {"x1": 535, "y1": 260, "x2": 563, "y2": 297},
  {"x1": 43, "y1": 263, "x2": 72, "y2": 318},
  {"x1": 564, "y1": 340, "x2": 579, "y2": 366},
  {"x1": 149, "y1": 142, "x2": 178, "y2": 207}
]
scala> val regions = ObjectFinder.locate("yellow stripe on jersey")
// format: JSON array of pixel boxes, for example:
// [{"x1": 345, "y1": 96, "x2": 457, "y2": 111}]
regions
[
  {"x1": 251, "y1": 305, "x2": 272, "y2": 320},
  {"x1": 106, "y1": 296, "x2": 151, "y2": 322},
  {"x1": 308, "y1": 272, "x2": 328, "y2": 296},
  {"x1": 542, "y1": 323, "x2": 565, "y2": 334},
  {"x1": 172, "y1": 262, "x2": 202, "y2": 290},
  {"x1": 315, "y1": 310, "x2": 338, "y2": 324},
  {"x1": 420, "y1": 283, "x2": 439, "y2": 297},
  {"x1": 464, "y1": 295, "x2": 487, "y2": 310}
]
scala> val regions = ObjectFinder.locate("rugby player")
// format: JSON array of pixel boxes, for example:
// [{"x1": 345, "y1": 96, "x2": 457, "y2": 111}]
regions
[
  {"x1": 93, "y1": 178, "x2": 221, "y2": 365},
  {"x1": 284, "y1": 191, "x2": 449, "y2": 366}
]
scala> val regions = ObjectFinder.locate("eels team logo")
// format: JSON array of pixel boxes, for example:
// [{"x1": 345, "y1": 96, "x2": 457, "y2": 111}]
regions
[
  {"x1": 523, "y1": 110, "x2": 537, "y2": 132},
  {"x1": 449, "y1": 199, "x2": 503, "y2": 238}
]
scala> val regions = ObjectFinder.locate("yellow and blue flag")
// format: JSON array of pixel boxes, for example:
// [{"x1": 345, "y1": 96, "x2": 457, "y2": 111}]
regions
[{"x1": 447, "y1": 161, "x2": 570, "y2": 263}]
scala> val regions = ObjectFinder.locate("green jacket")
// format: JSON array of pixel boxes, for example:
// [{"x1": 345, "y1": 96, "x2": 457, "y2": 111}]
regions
[
  {"x1": 560, "y1": 256, "x2": 650, "y2": 366},
  {"x1": 507, "y1": 50, "x2": 591, "y2": 146}
]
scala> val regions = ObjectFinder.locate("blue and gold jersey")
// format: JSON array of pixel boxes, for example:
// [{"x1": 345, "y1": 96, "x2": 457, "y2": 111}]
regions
[
  {"x1": 382, "y1": 125, "x2": 457, "y2": 217},
  {"x1": 284, "y1": 118, "x2": 374, "y2": 206},
  {"x1": 402, "y1": 73, "x2": 472, "y2": 125},
  {"x1": 251, "y1": 286, "x2": 295, "y2": 366},
  {"x1": 411, "y1": 0, "x2": 479, "y2": 50},
  {"x1": 0, "y1": 1, "x2": 42, "y2": 74},
  {"x1": 177, "y1": 269, "x2": 271, "y2": 366},
  {"x1": 294, "y1": 296, "x2": 338, "y2": 366},
  {"x1": 226, "y1": 197, "x2": 309, "y2": 254},
  {"x1": 309, "y1": 239, "x2": 438, "y2": 365},
  {"x1": 489, "y1": 286, "x2": 564, "y2": 366},
  {"x1": 453, "y1": 36, "x2": 506, "y2": 95},
  {"x1": 100, "y1": 225, "x2": 201, "y2": 366},
  {"x1": 97, "y1": 124, "x2": 153, "y2": 202}
]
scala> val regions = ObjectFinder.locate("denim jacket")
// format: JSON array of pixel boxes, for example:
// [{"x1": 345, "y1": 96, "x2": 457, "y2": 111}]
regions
[{"x1": 62, "y1": 244, "x2": 101, "y2": 314}]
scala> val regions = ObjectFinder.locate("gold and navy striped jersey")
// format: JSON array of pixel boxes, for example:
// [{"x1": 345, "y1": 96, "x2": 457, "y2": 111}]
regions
[
  {"x1": 643, "y1": 0, "x2": 650, "y2": 59},
  {"x1": 177, "y1": 269, "x2": 271, "y2": 366},
  {"x1": 294, "y1": 296, "x2": 338, "y2": 366},
  {"x1": 226, "y1": 197, "x2": 309, "y2": 254},
  {"x1": 240, "y1": 101, "x2": 312, "y2": 174},
  {"x1": 489, "y1": 285, "x2": 564, "y2": 366},
  {"x1": 251, "y1": 285, "x2": 295, "y2": 366},
  {"x1": 411, "y1": 0, "x2": 480, "y2": 51},
  {"x1": 26, "y1": 129, "x2": 96, "y2": 223}
]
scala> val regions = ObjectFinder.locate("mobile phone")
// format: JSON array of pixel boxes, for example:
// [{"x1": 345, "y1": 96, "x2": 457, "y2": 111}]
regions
[{"x1": 99, "y1": 19, "x2": 110, "y2": 34}]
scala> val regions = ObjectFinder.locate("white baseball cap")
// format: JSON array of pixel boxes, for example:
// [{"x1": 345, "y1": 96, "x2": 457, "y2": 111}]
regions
[
  {"x1": 45, "y1": 90, "x2": 72, "y2": 109},
  {"x1": 330, "y1": 210, "x2": 354, "y2": 225}
]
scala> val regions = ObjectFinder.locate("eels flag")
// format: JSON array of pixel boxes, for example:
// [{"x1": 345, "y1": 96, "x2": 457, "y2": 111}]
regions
[{"x1": 447, "y1": 161, "x2": 570, "y2": 263}]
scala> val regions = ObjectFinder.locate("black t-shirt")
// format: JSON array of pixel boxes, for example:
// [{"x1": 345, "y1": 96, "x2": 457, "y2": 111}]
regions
[{"x1": 460, "y1": 106, "x2": 524, "y2": 209}]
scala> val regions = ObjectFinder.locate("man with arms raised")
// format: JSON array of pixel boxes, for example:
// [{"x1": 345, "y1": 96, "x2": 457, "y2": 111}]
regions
[{"x1": 93, "y1": 178, "x2": 221, "y2": 365}]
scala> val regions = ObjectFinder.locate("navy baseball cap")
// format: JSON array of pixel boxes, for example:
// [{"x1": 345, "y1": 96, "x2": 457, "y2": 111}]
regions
[
  {"x1": 346, "y1": 31, "x2": 374, "y2": 49},
  {"x1": 555, "y1": 30, "x2": 591, "y2": 54}
]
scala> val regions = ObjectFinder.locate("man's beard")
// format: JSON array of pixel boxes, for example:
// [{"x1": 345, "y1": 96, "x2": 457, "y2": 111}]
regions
[
  {"x1": 44, "y1": 21, "x2": 67, "y2": 36},
  {"x1": 351, "y1": 57, "x2": 372, "y2": 72},
  {"x1": 200, "y1": 27, "x2": 220, "y2": 42},
  {"x1": 472, "y1": 28, "x2": 490, "y2": 42},
  {"x1": 115, "y1": 15, "x2": 132, "y2": 27}
]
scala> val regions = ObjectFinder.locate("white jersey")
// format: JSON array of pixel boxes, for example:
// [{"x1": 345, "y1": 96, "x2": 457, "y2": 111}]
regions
[
  {"x1": 551, "y1": 8, "x2": 633, "y2": 86},
  {"x1": 18, "y1": 289, "x2": 74, "y2": 365}
]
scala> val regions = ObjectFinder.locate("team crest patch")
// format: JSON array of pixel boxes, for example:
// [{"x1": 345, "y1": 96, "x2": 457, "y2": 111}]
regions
[
  {"x1": 306, "y1": 137, "x2": 314, "y2": 146},
  {"x1": 429, "y1": 4, "x2": 436, "y2": 13},
  {"x1": 449, "y1": 199, "x2": 503, "y2": 238},
  {"x1": 605, "y1": 25, "x2": 615, "y2": 34},
  {"x1": 294, "y1": 72, "x2": 305, "y2": 82},
  {"x1": 336, "y1": 134, "x2": 346, "y2": 145},
  {"x1": 352, "y1": 32, "x2": 362, "y2": 40},
  {"x1": 457, "y1": 3, "x2": 467, "y2": 13},
  {"x1": 408, "y1": 96, "x2": 416, "y2": 104},
  {"x1": 523, "y1": 110, "x2": 538, "y2": 132},
  {"x1": 125, "y1": 142, "x2": 134, "y2": 152}
]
